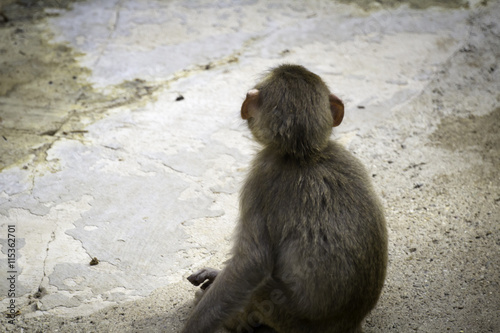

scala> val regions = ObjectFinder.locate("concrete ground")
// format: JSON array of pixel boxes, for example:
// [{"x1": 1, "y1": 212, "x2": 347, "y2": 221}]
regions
[{"x1": 0, "y1": 0, "x2": 499, "y2": 332}]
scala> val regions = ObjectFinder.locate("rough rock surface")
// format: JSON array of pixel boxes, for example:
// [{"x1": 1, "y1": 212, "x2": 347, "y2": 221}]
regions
[{"x1": 0, "y1": 0, "x2": 498, "y2": 332}]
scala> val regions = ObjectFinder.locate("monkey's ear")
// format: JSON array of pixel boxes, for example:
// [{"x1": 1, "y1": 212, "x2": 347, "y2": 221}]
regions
[
  {"x1": 241, "y1": 89, "x2": 260, "y2": 120},
  {"x1": 329, "y1": 94, "x2": 344, "y2": 127}
]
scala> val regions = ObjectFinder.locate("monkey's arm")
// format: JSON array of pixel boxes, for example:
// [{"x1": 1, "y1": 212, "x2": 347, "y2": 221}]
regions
[{"x1": 182, "y1": 230, "x2": 272, "y2": 333}]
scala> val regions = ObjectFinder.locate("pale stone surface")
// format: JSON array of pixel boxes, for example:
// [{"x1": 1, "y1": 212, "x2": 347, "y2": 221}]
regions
[{"x1": 0, "y1": 0, "x2": 499, "y2": 332}]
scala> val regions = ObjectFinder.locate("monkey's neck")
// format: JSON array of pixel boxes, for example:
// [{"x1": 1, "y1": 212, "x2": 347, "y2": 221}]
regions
[{"x1": 261, "y1": 144, "x2": 326, "y2": 166}]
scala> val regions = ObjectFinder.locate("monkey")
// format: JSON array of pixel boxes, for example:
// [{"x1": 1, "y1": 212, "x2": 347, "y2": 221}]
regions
[{"x1": 182, "y1": 64, "x2": 388, "y2": 333}]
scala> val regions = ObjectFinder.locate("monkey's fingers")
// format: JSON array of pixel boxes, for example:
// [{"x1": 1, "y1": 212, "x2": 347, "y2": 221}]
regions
[
  {"x1": 187, "y1": 268, "x2": 219, "y2": 287},
  {"x1": 200, "y1": 280, "x2": 213, "y2": 290},
  {"x1": 187, "y1": 272, "x2": 204, "y2": 286}
]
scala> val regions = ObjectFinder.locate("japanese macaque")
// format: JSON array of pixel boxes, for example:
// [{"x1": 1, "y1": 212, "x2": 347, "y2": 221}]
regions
[{"x1": 182, "y1": 64, "x2": 387, "y2": 333}]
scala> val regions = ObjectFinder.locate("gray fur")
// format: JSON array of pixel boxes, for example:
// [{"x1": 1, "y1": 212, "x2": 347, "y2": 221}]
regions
[{"x1": 182, "y1": 64, "x2": 387, "y2": 333}]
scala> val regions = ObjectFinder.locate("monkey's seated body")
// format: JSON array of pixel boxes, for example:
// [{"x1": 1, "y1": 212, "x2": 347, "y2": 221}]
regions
[{"x1": 182, "y1": 65, "x2": 387, "y2": 333}]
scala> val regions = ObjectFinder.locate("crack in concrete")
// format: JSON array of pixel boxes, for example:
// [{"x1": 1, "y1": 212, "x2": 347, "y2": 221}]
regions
[
  {"x1": 64, "y1": 221, "x2": 94, "y2": 261},
  {"x1": 9, "y1": 81, "x2": 163, "y2": 173},
  {"x1": 158, "y1": 161, "x2": 186, "y2": 176},
  {"x1": 94, "y1": 0, "x2": 124, "y2": 68},
  {"x1": 38, "y1": 230, "x2": 56, "y2": 292},
  {"x1": 29, "y1": 169, "x2": 36, "y2": 195},
  {"x1": 174, "y1": 34, "x2": 266, "y2": 76}
]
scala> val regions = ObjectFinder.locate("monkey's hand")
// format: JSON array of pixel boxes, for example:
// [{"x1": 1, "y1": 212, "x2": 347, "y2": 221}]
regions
[{"x1": 187, "y1": 268, "x2": 220, "y2": 290}]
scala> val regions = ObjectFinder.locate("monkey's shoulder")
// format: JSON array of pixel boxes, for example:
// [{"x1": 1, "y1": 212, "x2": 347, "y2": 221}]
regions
[
  {"x1": 243, "y1": 142, "x2": 373, "y2": 201},
  {"x1": 251, "y1": 141, "x2": 368, "y2": 179}
]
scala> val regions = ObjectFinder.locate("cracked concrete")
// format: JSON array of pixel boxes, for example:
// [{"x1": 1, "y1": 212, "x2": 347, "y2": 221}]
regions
[{"x1": 0, "y1": 0, "x2": 499, "y2": 332}]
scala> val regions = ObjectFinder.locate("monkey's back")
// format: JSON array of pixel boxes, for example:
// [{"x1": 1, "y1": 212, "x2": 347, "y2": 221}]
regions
[{"x1": 240, "y1": 140, "x2": 387, "y2": 326}]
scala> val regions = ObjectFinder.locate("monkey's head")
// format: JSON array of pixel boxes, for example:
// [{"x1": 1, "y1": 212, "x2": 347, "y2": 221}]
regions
[{"x1": 241, "y1": 64, "x2": 344, "y2": 159}]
